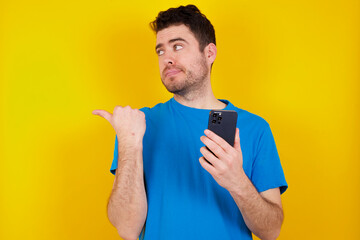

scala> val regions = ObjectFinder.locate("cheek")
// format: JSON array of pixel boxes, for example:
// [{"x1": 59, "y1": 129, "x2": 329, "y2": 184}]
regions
[{"x1": 158, "y1": 60, "x2": 164, "y2": 72}]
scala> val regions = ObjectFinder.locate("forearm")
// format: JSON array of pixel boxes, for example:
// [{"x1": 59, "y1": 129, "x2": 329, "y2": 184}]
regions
[
  {"x1": 107, "y1": 145, "x2": 147, "y2": 240},
  {"x1": 229, "y1": 172, "x2": 283, "y2": 240}
]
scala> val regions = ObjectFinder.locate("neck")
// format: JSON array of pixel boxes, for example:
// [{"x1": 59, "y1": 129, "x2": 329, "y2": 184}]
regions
[{"x1": 173, "y1": 84, "x2": 227, "y2": 110}]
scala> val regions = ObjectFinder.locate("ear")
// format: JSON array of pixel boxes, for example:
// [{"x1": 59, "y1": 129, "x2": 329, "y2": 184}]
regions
[{"x1": 204, "y1": 43, "x2": 217, "y2": 65}]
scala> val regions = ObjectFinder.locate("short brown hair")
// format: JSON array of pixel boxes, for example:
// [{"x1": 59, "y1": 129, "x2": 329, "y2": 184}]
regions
[{"x1": 150, "y1": 5, "x2": 216, "y2": 52}]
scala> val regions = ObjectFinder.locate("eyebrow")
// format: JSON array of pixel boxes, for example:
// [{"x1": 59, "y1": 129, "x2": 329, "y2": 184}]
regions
[{"x1": 155, "y1": 37, "x2": 188, "y2": 51}]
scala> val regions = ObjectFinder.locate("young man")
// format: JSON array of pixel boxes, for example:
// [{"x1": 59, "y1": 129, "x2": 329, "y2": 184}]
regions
[{"x1": 93, "y1": 5, "x2": 287, "y2": 240}]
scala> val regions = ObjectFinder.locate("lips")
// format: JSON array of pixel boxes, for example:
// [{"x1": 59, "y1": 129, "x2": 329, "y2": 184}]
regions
[{"x1": 164, "y1": 68, "x2": 182, "y2": 78}]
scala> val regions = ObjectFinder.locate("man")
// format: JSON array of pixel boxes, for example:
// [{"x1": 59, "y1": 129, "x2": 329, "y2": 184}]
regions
[{"x1": 93, "y1": 5, "x2": 287, "y2": 240}]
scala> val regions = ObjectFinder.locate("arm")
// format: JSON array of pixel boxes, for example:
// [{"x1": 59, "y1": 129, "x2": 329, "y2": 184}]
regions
[
  {"x1": 107, "y1": 143, "x2": 147, "y2": 240},
  {"x1": 199, "y1": 128, "x2": 283, "y2": 240},
  {"x1": 229, "y1": 177, "x2": 283, "y2": 240},
  {"x1": 93, "y1": 106, "x2": 147, "y2": 240}
]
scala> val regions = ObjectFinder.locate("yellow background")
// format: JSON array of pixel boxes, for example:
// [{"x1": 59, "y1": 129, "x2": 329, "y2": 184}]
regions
[{"x1": 1, "y1": 0, "x2": 359, "y2": 239}]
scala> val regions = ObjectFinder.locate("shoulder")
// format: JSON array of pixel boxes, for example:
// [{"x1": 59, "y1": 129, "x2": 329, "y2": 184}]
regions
[
  {"x1": 139, "y1": 99, "x2": 172, "y2": 118},
  {"x1": 226, "y1": 100, "x2": 270, "y2": 130},
  {"x1": 239, "y1": 108, "x2": 268, "y2": 125}
]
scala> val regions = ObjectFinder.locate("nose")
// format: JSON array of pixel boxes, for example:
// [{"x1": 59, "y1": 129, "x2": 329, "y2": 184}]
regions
[
  {"x1": 166, "y1": 59, "x2": 174, "y2": 65},
  {"x1": 163, "y1": 51, "x2": 175, "y2": 65}
]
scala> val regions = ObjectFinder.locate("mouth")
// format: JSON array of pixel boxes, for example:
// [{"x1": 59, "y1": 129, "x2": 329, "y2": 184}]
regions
[{"x1": 164, "y1": 68, "x2": 182, "y2": 78}]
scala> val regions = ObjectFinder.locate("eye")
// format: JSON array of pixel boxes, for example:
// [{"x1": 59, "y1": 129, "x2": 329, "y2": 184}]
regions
[
  {"x1": 174, "y1": 44, "x2": 183, "y2": 51},
  {"x1": 156, "y1": 49, "x2": 164, "y2": 56}
]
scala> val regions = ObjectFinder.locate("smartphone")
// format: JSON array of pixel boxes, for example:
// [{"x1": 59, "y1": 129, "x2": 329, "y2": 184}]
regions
[
  {"x1": 207, "y1": 110, "x2": 238, "y2": 147},
  {"x1": 204, "y1": 110, "x2": 237, "y2": 163}
]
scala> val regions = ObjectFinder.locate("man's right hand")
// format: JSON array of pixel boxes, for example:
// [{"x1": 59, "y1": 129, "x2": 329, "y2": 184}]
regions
[
  {"x1": 94, "y1": 106, "x2": 148, "y2": 238},
  {"x1": 92, "y1": 106, "x2": 146, "y2": 147}
]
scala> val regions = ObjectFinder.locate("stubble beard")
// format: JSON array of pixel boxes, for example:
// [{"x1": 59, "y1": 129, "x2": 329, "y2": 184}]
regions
[{"x1": 161, "y1": 56, "x2": 209, "y2": 99}]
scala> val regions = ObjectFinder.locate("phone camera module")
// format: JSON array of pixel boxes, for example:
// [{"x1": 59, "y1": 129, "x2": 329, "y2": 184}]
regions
[{"x1": 212, "y1": 120, "x2": 216, "y2": 124}]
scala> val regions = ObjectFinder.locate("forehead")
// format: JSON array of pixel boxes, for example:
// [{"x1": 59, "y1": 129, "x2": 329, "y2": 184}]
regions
[{"x1": 156, "y1": 24, "x2": 198, "y2": 45}]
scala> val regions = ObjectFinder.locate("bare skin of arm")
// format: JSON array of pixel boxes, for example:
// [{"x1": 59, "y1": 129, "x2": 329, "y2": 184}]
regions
[
  {"x1": 229, "y1": 177, "x2": 283, "y2": 240},
  {"x1": 199, "y1": 128, "x2": 283, "y2": 240},
  {"x1": 93, "y1": 106, "x2": 147, "y2": 240}
]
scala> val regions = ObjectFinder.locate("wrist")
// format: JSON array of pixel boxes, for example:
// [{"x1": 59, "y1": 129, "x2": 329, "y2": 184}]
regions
[
  {"x1": 116, "y1": 134, "x2": 144, "y2": 147},
  {"x1": 118, "y1": 143, "x2": 143, "y2": 157},
  {"x1": 228, "y1": 170, "x2": 251, "y2": 198}
]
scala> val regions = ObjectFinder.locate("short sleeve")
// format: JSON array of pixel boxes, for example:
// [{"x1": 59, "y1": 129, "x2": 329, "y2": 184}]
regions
[
  {"x1": 110, "y1": 136, "x2": 119, "y2": 175},
  {"x1": 251, "y1": 123, "x2": 288, "y2": 194},
  {"x1": 109, "y1": 107, "x2": 150, "y2": 175}
]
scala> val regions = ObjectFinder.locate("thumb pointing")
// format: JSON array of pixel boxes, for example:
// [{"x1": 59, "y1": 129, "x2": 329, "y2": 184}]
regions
[{"x1": 92, "y1": 109, "x2": 112, "y2": 122}]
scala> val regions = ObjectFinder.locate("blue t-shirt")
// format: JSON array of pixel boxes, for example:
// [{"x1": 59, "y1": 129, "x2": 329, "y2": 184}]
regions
[{"x1": 110, "y1": 98, "x2": 287, "y2": 240}]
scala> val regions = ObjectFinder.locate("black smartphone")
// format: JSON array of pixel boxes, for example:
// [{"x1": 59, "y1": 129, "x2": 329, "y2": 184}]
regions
[
  {"x1": 207, "y1": 110, "x2": 238, "y2": 147},
  {"x1": 204, "y1": 110, "x2": 237, "y2": 163}
]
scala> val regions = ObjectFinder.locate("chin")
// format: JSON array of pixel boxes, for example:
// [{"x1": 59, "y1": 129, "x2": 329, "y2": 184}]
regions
[
  {"x1": 162, "y1": 77, "x2": 184, "y2": 91},
  {"x1": 165, "y1": 85, "x2": 183, "y2": 94},
  {"x1": 163, "y1": 82, "x2": 186, "y2": 94}
]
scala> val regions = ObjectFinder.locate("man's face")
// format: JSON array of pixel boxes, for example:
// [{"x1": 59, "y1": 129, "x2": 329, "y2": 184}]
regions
[{"x1": 155, "y1": 24, "x2": 210, "y2": 96}]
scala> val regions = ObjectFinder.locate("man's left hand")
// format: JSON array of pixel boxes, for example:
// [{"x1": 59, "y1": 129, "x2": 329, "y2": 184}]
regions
[{"x1": 199, "y1": 128, "x2": 245, "y2": 193}]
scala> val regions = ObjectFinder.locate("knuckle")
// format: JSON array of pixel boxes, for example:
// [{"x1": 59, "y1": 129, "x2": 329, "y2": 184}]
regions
[
  {"x1": 218, "y1": 165, "x2": 226, "y2": 174},
  {"x1": 114, "y1": 105, "x2": 123, "y2": 112},
  {"x1": 202, "y1": 149, "x2": 210, "y2": 158},
  {"x1": 205, "y1": 150, "x2": 212, "y2": 160},
  {"x1": 227, "y1": 158, "x2": 234, "y2": 168},
  {"x1": 224, "y1": 144, "x2": 231, "y2": 152},
  {"x1": 213, "y1": 145, "x2": 222, "y2": 156}
]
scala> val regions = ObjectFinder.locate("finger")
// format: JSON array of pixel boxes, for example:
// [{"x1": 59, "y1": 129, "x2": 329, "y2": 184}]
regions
[
  {"x1": 92, "y1": 109, "x2": 112, "y2": 122},
  {"x1": 199, "y1": 146, "x2": 221, "y2": 169},
  {"x1": 233, "y1": 128, "x2": 241, "y2": 152},
  {"x1": 199, "y1": 156, "x2": 216, "y2": 175},
  {"x1": 204, "y1": 129, "x2": 232, "y2": 153},
  {"x1": 200, "y1": 135, "x2": 226, "y2": 159}
]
